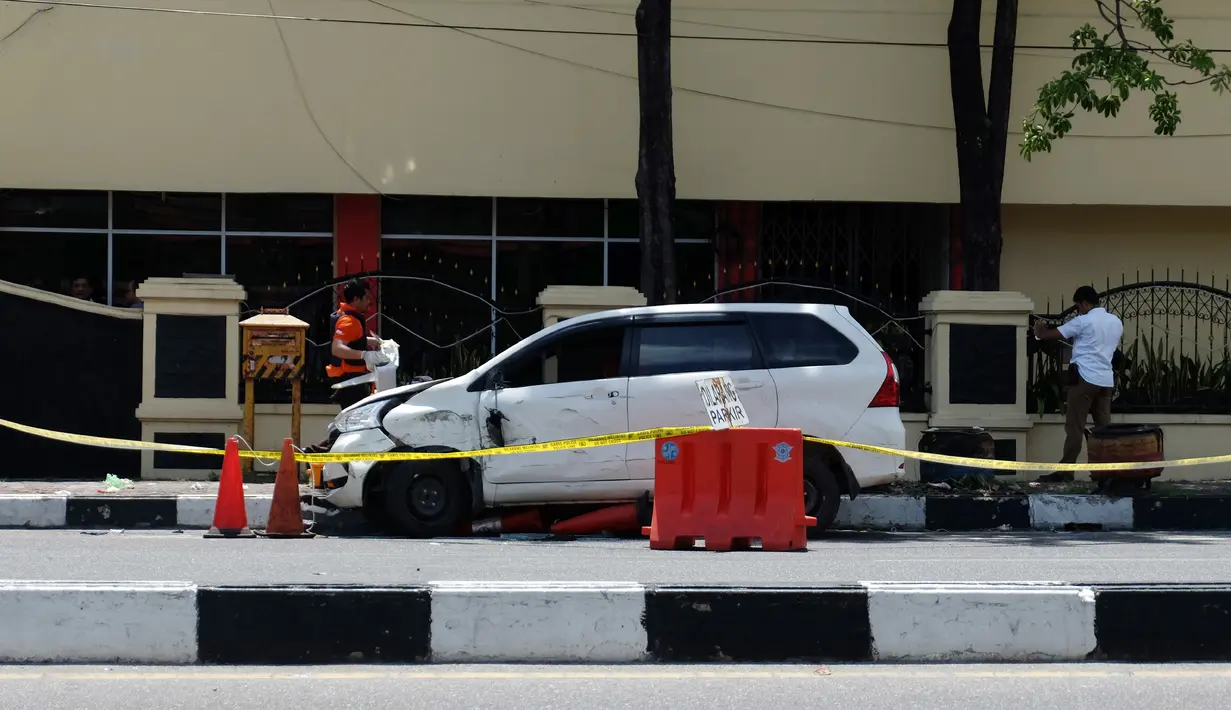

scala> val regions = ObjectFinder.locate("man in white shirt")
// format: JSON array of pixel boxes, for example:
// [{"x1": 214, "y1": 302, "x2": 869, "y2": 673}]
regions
[{"x1": 1033, "y1": 286, "x2": 1124, "y2": 481}]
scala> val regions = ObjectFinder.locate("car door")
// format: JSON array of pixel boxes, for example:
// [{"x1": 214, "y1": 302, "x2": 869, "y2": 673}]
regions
[
  {"x1": 625, "y1": 313, "x2": 778, "y2": 480},
  {"x1": 747, "y1": 310, "x2": 868, "y2": 441},
  {"x1": 476, "y1": 318, "x2": 632, "y2": 485}
]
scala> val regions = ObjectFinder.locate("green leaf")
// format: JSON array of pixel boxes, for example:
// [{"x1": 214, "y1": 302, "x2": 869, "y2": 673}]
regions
[{"x1": 1020, "y1": 0, "x2": 1229, "y2": 160}]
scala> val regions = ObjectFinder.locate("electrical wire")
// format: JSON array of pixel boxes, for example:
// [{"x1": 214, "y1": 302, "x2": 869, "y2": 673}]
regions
[
  {"x1": 17, "y1": 0, "x2": 1227, "y2": 138},
  {"x1": 265, "y1": 0, "x2": 388, "y2": 195},
  {"x1": 700, "y1": 280, "x2": 928, "y2": 350},
  {"x1": 522, "y1": 0, "x2": 1085, "y2": 60},
  {"x1": 0, "y1": 3, "x2": 52, "y2": 43},
  {"x1": 9, "y1": 0, "x2": 1231, "y2": 53},
  {"x1": 362, "y1": 0, "x2": 953, "y2": 131},
  {"x1": 283, "y1": 273, "x2": 543, "y2": 316}
]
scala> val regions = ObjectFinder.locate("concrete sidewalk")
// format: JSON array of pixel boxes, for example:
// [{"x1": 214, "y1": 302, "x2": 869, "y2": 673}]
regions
[{"x1": 0, "y1": 581, "x2": 1228, "y2": 664}]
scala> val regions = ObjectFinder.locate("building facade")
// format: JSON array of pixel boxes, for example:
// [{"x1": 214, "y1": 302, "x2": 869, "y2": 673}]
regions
[{"x1": 4, "y1": 0, "x2": 1231, "y2": 477}]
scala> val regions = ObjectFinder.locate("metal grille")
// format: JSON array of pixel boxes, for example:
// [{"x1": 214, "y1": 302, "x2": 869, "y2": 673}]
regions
[
  {"x1": 747, "y1": 202, "x2": 947, "y2": 413},
  {"x1": 1028, "y1": 272, "x2": 1231, "y2": 414}
]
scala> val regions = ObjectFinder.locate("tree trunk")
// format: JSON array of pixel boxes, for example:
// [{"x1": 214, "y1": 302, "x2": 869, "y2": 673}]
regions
[
  {"x1": 947, "y1": 0, "x2": 1018, "y2": 291},
  {"x1": 635, "y1": 0, "x2": 677, "y2": 305}
]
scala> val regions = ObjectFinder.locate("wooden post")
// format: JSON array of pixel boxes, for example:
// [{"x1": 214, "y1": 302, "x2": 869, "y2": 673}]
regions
[
  {"x1": 239, "y1": 310, "x2": 310, "y2": 477},
  {"x1": 291, "y1": 379, "x2": 302, "y2": 449},
  {"x1": 243, "y1": 379, "x2": 255, "y2": 474}
]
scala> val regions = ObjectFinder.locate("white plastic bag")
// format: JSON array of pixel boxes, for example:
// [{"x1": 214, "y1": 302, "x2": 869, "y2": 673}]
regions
[
  {"x1": 374, "y1": 339, "x2": 400, "y2": 392},
  {"x1": 331, "y1": 339, "x2": 400, "y2": 393}
]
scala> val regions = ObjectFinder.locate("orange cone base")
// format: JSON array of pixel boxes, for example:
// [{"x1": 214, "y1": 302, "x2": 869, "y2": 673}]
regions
[
  {"x1": 468, "y1": 508, "x2": 544, "y2": 536},
  {"x1": 260, "y1": 438, "x2": 314, "y2": 538},
  {"x1": 551, "y1": 503, "x2": 640, "y2": 536},
  {"x1": 255, "y1": 531, "x2": 316, "y2": 539},
  {"x1": 204, "y1": 526, "x2": 256, "y2": 538}
]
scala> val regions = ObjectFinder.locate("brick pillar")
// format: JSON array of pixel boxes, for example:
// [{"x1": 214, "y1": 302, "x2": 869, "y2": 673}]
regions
[{"x1": 334, "y1": 194, "x2": 381, "y2": 334}]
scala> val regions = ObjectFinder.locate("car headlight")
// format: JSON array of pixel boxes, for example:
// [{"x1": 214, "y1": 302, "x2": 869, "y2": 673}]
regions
[{"x1": 333, "y1": 401, "x2": 390, "y2": 433}]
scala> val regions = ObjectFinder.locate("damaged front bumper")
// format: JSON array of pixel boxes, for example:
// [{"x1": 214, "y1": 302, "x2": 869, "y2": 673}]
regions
[{"x1": 318, "y1": 428, "x2": 397, "y2": 509}]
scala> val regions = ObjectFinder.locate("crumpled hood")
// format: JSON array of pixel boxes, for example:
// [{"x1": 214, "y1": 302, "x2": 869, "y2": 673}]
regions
[{"x1": 337, "y1": 377, "x2": 454, "y2": 416}]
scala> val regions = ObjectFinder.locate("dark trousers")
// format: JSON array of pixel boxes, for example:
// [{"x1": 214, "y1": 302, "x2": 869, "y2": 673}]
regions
[
  {"x1": 1061, "y1": 377, "x2": 1113, "y2": 463},
  {"x1": 331, "y1": 378, "x2": 372, "y2": 411},
  {"x1": 304, "y1": 375, "x2": 373, "y2": 453}
]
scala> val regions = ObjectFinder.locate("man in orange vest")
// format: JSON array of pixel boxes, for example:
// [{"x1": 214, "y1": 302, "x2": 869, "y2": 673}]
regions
[{"x1": 326, "y1": 277, "x2": 389, "y2": 411}]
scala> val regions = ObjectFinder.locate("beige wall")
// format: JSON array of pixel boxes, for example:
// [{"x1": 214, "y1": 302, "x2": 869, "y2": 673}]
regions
[
  {"x1": 1001, "y1": 204, "x2": 1231, "y2": 313},
  {"x1": 2, "y1": 0, "x2": 1230, "y2": 204},
  {"x1": 252, "y1": 405, "x2": 337, "y2": 472}
]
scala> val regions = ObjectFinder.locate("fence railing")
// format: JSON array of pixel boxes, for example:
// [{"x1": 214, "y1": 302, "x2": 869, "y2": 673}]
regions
[
  {"x1": 250, "y1": 274, "x2": 930, "y2": 413},
  {"x1": 1028, "y1": 273, "x2": 1231, "y2": 415}
]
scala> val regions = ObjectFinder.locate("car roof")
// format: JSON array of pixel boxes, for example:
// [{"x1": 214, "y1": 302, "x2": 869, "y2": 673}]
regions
[
  {"x1": 557, "y1": 301, "x2": 847, "y2": 326},
  {"x1": 468, "y1": 301, "x2": 866, "y2": 383}
]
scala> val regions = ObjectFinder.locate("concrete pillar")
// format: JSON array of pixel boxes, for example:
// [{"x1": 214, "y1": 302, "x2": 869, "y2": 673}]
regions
[
  {"x1": 134, "y1": 277, "x2": 246, "y2": 480},
  {"x1": 536, "y1": 285, "x2": 647, "y2": 328},
  {"x1": 919, "y1": 290, "x2": 1035, "y2": 473}
]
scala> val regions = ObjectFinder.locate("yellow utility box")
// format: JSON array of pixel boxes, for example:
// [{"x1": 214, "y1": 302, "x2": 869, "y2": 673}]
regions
[{"x1": 239, "y1": 309, "x2": 310, "y2": 471}]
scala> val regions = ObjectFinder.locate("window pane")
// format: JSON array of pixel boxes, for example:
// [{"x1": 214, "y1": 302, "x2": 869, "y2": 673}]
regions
[
  {"x1": 750, "y1": 312, "x2": 859, "y2": 368},
  {"x1": 382, "y1": 239, "x2": 495, "y2": 379},
  {"x1": 495, "y1": 241, "x2": 604, "y2": 350},
  {"x1": 636, "y1": 323, "x2": 758, "y2": 376},
  {"x1": 114, "y1": 234, "x2": 221, "y2": 283},
  {"x1": 607, "y1": 200, "x2": 717, "y2": 240},
  {"x1": 113, "y1": 192, "x2": 222, "y2": 231},
  {"x1": 226, "y1": 194, "x2": 333, "y2": 233},
  {"x1": 0, "y1": 190, "x2": 107, "y2": 229},
  {"x1": 0, "y1": 232, "x2": 107, "y2": 300},
  {"x1": 496, "y1": 198, "x2": 603, "y2": 238},
  {"x1": 382, "y1": 196, "x2": 491, "y2": 236},
  {"x1": 502, "y1": 325, "x2": 626, "y2": 389},
  {"x1": 227, "y1": 235, "x2": 335, "y2": 403},
  {"x1": 607, "y1": 241, "x2": 715, "y2": 303}
]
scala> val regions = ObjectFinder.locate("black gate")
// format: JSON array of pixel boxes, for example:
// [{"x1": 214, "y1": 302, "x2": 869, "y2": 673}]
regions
[{"x1": 1028, "y1": 274, "x2": 1231, "y2": 414}]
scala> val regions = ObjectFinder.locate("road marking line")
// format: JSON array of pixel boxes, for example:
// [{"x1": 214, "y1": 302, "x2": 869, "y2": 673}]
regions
[{"x1": 0, "y1": 668, "x2": 1230, "y2": 681}]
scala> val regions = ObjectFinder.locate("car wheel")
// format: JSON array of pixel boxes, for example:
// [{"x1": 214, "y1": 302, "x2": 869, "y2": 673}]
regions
[
  {"x1": 803, "y1": 457, "x2": 841, "y2": 536},
  {"x1": 383, "y1": 461, "x2": 468, "y2": 538}
]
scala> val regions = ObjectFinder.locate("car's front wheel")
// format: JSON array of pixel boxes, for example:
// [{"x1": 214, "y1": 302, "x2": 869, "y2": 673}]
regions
[
  {"x1": 803, "y1": 457, "x2": 842, "y2": 535},
  {"x1": 383, "y1": 460, "x2": 468, "y2": 538}
]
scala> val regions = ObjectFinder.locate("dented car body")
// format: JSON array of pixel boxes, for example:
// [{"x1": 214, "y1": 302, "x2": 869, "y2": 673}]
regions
[{"x1": 318, "y1": 303, "x2": 906, "y2": 535}]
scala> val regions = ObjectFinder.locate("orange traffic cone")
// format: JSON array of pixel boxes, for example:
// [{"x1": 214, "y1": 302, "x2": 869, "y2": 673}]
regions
[
  {"x1": 467, "y1": 509, "x2": 545, "y2": 536},
  {"x1": 204, "y1": 437, "x2": 255, "y2": 538},
  {"x1": 259, "y1": 438, "x2": 314, "y2": 539},
  {"x1": 551, "y1": 502, "x2": 641, "y2": 536}
]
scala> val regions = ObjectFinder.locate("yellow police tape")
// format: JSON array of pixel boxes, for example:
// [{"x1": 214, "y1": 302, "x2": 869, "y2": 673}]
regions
[
  {"x1": 0, "y1": 417, "x2": 709, "y2": 464},
  {"x1": 1, "y1": 416, "x2": 1227, "y2": 472}
]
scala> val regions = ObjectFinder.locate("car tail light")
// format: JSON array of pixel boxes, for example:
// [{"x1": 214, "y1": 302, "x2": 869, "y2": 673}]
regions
[{"x1": 869, "y1": 352, "x2": 899, "y2": 408}]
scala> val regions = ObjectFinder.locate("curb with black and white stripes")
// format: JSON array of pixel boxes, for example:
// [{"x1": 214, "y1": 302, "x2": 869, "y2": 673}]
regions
[
  {"x1": 1, "y1": 493, "x2": 1230, "y2": 532},
  {"x1": 1, "y1": 581, "x2": 1229, "y2": 664}
]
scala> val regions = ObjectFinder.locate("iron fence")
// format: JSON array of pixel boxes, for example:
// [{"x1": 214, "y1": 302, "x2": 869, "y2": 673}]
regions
[{"x1": 1028, "y1": 272, "x2": 1231, "y2": 414}]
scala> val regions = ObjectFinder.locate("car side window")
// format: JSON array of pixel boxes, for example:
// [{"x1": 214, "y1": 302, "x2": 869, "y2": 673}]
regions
[
  {"x1": 749, "y1": 312, "x2": 859, "y2": 367},
  {"x1": 497, "y1": 324, "x2": 626, "y2": 388},
  {"x1": 634, "y1": 322, "x2": 759, "y2": 377}
]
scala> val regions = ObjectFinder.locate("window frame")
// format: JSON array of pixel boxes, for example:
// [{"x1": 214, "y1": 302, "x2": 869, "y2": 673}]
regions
[
  {"x1": 746, "y1": 311, "x2": 860, "y2": 369},
  {"x1": 471, "y1": 316, "x2": 635, "y2": 392},
  {"x1": 628, "y1": 312, "x2": 767, "y2": 378}
]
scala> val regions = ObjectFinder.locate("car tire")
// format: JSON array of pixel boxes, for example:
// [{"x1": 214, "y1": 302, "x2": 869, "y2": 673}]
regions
[
  {"x1": 383, "y1": 460, "x2": 468, "y2": 538},
  {"x1": 803, "y1": 457, "x2": 841, "y2": 536}
]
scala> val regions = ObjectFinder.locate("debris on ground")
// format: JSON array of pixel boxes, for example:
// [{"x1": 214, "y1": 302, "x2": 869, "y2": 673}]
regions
[{"x1": 97, "y1": 474, "x2": 133, "y2": 492}]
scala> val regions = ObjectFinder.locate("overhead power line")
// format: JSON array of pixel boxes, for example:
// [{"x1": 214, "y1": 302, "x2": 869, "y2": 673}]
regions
[{"x1": 7, "y1": 0, "x2": 1231, "y2": 53}]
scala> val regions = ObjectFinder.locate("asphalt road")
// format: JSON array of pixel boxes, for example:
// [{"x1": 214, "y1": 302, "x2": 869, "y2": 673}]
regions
[
  {"x1": 4, "y1": 665, "x2": 1231, "y2": 710},
  {"x1": 5, "y1": 530, "x2": 1231, "y2": 584}
]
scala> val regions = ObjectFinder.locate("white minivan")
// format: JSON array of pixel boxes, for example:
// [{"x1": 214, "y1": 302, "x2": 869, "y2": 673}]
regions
[{"x1": 317, "y1": 303, "x2": 906, "y2": 536}]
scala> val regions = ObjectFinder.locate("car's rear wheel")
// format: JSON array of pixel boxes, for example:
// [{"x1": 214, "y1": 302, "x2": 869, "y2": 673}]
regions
[
  {"x1": 383, "y1": 460, "x2": 468, "y2": 538},
  {"x1": 804, "y1": 457, "x2": 841, "y2": 536}
]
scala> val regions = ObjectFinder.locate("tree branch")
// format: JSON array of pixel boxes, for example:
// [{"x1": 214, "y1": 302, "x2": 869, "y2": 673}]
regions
[{"x1": 1021, "y1": 0, "x2": 1231, "y2": 159}]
